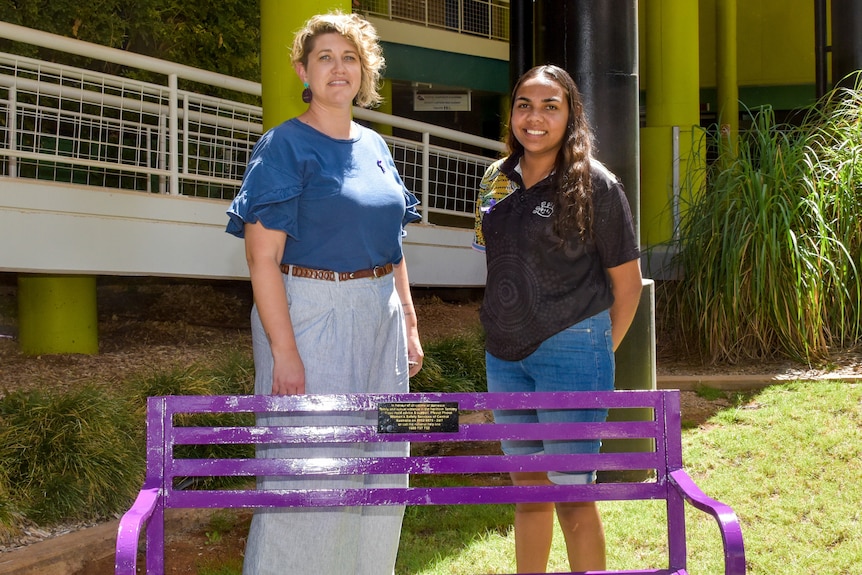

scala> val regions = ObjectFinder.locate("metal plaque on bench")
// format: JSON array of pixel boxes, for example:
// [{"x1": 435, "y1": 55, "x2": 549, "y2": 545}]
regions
[{"x1": 377, "y1": 402, "x2": 459, "y2": 433}]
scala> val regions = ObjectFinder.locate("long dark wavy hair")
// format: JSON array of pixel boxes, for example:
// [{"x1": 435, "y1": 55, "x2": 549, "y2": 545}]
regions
[{"x1": 506, "y1": 65, "x2": 594, "y2": 242}]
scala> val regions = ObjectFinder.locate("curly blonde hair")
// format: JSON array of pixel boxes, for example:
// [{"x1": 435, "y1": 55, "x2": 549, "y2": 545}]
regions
[{"x1": 291, "y1": 12, "x2": 385, "y2": 108}]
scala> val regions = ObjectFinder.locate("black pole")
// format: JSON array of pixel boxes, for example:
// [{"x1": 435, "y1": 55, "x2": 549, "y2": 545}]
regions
[
  {"x1": 832, "y1": 0, "x2": 862, "y2": 89},
  {"x1": 509, "y1": 0, "x2": 533, "y2": 91},
  {"x1": 814, "y1": 0, "x2": 828, "y2": 98},
  {"x1": 536, "y1": 0, "x2": 640, "y2": 236}
]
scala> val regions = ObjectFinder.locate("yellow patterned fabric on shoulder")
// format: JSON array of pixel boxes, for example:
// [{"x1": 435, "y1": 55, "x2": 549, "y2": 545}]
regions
[{"x1": 473, "y1": 158, "x2": 518, "y2": 250}]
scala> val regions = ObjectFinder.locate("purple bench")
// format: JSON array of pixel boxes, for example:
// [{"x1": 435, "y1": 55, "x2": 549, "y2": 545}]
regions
[{"x1": 115, "y1": 390, "x2": 746, "y2": 575}]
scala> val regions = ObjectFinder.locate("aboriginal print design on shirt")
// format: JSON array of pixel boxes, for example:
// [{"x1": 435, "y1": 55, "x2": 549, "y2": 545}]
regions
[{"x1": 473, "y1": 160, "x2": 519, "y2": 249}]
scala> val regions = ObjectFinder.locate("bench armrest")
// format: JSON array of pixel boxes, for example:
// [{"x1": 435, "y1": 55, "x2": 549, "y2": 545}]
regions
[
  {"x1": 669, "y1": 469, "x2": 746, "y2": 575},
  {"x1": 115, "y1": 486, "x2": 160, "y2": 575}
]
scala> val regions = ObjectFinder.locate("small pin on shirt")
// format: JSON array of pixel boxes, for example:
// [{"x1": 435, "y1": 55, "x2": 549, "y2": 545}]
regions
[{"x1": 377, "y1": 160, "x2": 386, "y2": 173}]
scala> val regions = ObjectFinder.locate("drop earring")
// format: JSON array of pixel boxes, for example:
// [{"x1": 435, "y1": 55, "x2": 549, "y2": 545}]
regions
[{"x1": 302, "y1": 82, "x2": 312, "y2": 103}]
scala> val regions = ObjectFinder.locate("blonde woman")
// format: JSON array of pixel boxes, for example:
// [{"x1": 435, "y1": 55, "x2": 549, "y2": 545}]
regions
[{"x1": 227, "y1": 12, "x2": 423, "y2": 575}]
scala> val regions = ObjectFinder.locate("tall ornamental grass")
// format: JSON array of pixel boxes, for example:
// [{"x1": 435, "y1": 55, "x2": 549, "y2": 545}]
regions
[
  {"x1": 672, "y1": 82, "x2": 862, "y2": 364},
  {"x1": 409, "y1": 328, "x2": 487, "y2": 393},
  {"x1": 800, "y1": 83, "x2": 862, "y2": 349}
]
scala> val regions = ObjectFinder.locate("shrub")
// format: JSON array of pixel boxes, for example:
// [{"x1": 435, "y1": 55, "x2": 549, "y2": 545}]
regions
[
  {"x1": 409, "y1": 328, "x2": 486, "y2": 393},
  {"x1": 0, "y1": 386, "x2": 144, "y2": 524},
  {"x1": 0, "y1": 465, "x2": 23, "y2": 544}
]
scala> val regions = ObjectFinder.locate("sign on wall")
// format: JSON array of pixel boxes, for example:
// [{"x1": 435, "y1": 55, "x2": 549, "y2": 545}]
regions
[{"x1": 413, "y1": 92, "x2": 472, "y2": 112}]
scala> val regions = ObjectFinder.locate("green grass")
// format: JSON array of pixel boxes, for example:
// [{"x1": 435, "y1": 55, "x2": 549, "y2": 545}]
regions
[
  {"x1": 152, "y1": 380, "x2": 862, "y2": 575},
  {"x1": 198, "y1": 561, "x2": 245, "y2": 575},
  {"x1": 679, "y1": 381, "x2": 862, "y2": 574},
  {"x1": 693, "y1": 384, "x2": 726, "y2": 401},
  {"x1": 393, "y1": 381, "x2": 862, "y2": 575},
  {"x1": 397, "y1": 503, "x2": 515, "y2": 574}
]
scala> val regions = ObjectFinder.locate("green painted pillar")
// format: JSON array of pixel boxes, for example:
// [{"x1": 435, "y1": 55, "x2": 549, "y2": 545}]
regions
[
  {"x1": 643, "y1": 0, "x2": 700, "y2": 127},
  {"x1": 18, "y1": 275, "x2": 98, "y2": 355},
  {"x1": 641, "y1": 0, "x2": 703, "y2": 256},
  {"x1": 374, "y1": 79, "x2": 394, "y2": 135},
  {"x1": 716, "y1": 0, "x2": 739, "y2": 157},
  {"x1": 260, "y1": 0, "x2": 352, "y2": 129},
  {"x1": 639, "y1": 127, "x2": 675, "y2": 245}
]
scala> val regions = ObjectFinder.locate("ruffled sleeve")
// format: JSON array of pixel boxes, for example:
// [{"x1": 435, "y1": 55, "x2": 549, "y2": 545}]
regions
[
  {"x1": 402, "y1": 188, "x2": 421, "y2": 233},
  {"x1": 226, "y1": 132, "x2": 303, "y2": 240},
  {"x1": 388, "y1": 158, "x2": 420, "y2": 234}
]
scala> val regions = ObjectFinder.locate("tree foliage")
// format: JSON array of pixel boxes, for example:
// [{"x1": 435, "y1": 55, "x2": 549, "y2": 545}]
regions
[{"x1": 0, "y1": 0, "x2": 261, "y2": 85}]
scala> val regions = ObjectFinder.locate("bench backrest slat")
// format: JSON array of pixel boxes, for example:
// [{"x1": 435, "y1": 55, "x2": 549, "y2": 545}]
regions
[
  {"x1": 171, "y1": 420, "x2": 661, "y2": 445},
  {"x1": 158, "y1": 391, "x2": 666, "y2": 413},
  {"x1": 169, "y1": 451, "x2": 662, "y2": 479}
]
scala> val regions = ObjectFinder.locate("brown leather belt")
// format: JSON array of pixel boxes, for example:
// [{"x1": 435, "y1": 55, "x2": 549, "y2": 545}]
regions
[{"x1": 280, "y1": 263, "x2": 394, "y2": 281}]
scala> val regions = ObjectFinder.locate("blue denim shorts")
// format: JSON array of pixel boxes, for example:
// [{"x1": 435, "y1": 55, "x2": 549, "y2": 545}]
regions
[{"x1": 485, "y1": 309, "x2": 615, "y2": 484}]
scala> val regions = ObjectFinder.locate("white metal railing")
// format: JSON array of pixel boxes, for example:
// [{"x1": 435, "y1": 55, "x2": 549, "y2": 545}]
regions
[
  {"x1": 358, "y1": 0, "x2": 509, "y2": 42},
  {"x1": 0, "y1": 52, "x2": 261, "y2": 198},
  {"x1": 0, "y1": 21, "x2": 506, "y2": 225}
]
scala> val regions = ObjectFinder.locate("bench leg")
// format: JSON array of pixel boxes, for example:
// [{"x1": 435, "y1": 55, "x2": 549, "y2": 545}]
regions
[{"x1": 145, "y1": 504, "x2": 166, "y2": 574}]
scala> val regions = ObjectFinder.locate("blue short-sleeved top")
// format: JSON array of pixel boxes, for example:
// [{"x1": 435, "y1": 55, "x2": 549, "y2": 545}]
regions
[{"x1": 226, "y1": 118, "x2": 421, "y2": 272}]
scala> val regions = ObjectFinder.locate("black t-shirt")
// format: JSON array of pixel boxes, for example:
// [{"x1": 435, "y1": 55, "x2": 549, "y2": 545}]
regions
[{"x1": 474, "y1": 154, "x2": 640, "y2": 361}]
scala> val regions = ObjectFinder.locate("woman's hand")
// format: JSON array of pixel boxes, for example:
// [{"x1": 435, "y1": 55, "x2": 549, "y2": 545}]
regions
[
  {"x1": 271, "y1": 348, "x2": 306, "y2": 395},
  {"x1": 393, "y1": 258, "x2": 423, "y2": 377},
  {"x1": 407, "y1": 332, "x2": 424, "y2": 377}
]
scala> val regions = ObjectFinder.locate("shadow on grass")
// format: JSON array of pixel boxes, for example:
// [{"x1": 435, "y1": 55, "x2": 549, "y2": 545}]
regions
[{"x1": 397, "y1": 502, "x2": 513, "y2": 574}]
